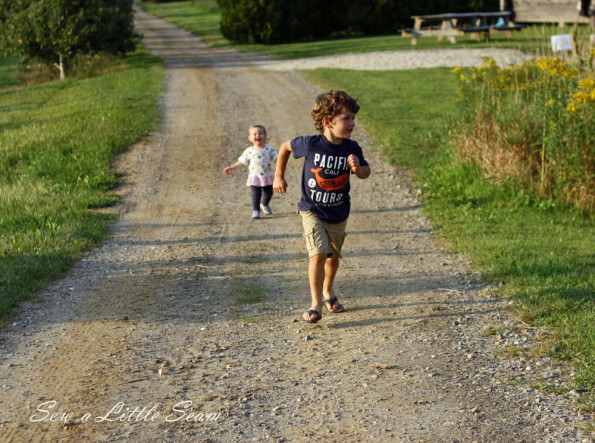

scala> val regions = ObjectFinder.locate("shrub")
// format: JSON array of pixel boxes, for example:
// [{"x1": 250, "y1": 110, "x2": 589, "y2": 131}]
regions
[
  {"x1": 452, "y1": 56, "x2": 594, "y2": 213},
  {"x1": 217, "y1": 0, "x2": 328, "y2": 44},
  {"x1": 216, "y1": 0, "x2": 499, "y2": 44}
]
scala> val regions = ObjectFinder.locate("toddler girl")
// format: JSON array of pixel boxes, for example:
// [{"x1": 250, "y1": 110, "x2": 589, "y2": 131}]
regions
[{"x1": 223, "y1": 125, "x2": 278, "y2": 219}]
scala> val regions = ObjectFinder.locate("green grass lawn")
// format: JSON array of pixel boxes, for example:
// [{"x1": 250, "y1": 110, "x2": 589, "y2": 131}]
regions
[
  {"x1": 0, "y1": 49, "x2": 164, "y2": 322},
  {"x1": 139, "y1": 0, "x2": 224, "y2": 47},
  {"x1": 303, "y1": 68, "x2": 458, "y2": 169},
  {"x1": 0, "y1": 55, "x2": 24, "y2": 89},
  {"x1": 423, "y1": 160, "x2": 594, "y2": 398}
]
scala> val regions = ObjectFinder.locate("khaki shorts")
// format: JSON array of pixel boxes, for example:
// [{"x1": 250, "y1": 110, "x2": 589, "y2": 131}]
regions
[{"x1": 300, "y1": 211, "x2": 347, "y2": 258}]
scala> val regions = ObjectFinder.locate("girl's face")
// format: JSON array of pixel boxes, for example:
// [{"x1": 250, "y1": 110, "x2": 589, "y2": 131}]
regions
[{"x1": 248, "y1": 127, "x2": 266, "y2": 147}]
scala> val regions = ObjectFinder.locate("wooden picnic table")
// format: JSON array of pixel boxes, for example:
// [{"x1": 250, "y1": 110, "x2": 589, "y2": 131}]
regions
[{"x1": 402, "y1": 11, "x2": 525, "y2": 45}]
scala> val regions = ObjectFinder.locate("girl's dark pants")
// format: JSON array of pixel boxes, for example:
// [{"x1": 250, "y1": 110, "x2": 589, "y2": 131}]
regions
[{"x1": 251, "y1": 185, "x2": 273, "y2": 211}]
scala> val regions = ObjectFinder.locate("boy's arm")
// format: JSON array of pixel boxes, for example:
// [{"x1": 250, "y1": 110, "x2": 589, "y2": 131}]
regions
[
  {"x1": 273, "y1": 140, "x2": 292, "y2": 194},
  {"x1": 348, "y1": 154, "x2": 371, "y2": 179}
]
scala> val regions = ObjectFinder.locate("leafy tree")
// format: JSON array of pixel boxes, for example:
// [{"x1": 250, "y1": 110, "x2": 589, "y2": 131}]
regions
[{"x1": 0, "y1": 0, "x2": 136, "y2": 79}]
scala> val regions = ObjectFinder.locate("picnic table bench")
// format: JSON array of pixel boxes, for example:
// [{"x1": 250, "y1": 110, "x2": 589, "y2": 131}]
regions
[{"x1": 401, "y1": 11, "x2": 525, "y2": 45}]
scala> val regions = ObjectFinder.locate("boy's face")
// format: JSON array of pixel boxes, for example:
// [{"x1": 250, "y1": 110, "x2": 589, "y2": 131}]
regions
[
  {"x1": 326, "y1": 112, "x2": 356, "y2": 140},
  {"x1": 248, "y1": 127, "x2": 266, "y2": 147}
]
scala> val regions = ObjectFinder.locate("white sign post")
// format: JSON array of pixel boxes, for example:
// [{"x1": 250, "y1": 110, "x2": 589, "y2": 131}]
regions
[{"x1": 550, "y1": 34, "x2": 573, "y2": 52}]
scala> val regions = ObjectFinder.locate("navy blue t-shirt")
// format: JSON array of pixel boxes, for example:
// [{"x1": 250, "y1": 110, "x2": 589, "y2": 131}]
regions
[{"x1": 291, "y1": 134, "x2": 368, "y2": 223}]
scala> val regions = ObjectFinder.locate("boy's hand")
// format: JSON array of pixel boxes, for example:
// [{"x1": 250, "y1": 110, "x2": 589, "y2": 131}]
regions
[
  {"x1": 348, "y1": 154, "x2": 360, "y2": 173},
  {"x1": 274, "y1": 141, "x2": 292, "y2": 193},
  {"x1": 273, "y1": 177, "x2": 287, "y2": 194},
  {"x1": 223, "y1": 167, "x2": 232, "y2": 175}
]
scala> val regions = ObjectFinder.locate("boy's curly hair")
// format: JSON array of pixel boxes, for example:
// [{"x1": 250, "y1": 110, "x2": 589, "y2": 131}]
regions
[{"x1": 311, "y1": 90, "x2": 360, "y2": 133}]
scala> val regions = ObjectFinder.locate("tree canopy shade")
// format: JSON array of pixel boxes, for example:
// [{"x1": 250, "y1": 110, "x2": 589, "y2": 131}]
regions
[
  {"x1": 216, "y1": 0, "x2": 500, "y2": 44},
  {"x1": 0, "y1": 0, "x2": 136, "y2": 79}
]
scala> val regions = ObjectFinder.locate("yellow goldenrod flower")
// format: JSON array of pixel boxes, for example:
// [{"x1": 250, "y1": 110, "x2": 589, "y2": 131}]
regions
[
  {"x1": 534, "y1": 57, "x2": 578, "y2": 79},
  {"x1": 561, "y1": 65, "x2": 578, "y2": 79},
  {"x1": 536, "y1": 58, "x2": 553, "y2": 71},
  {"x1": 566, "y1": 101, "x2": 581, "y2": 113},
  {"x1": 578, "y1": 78, "x2": 595, "y2": 90},
  {"x1": 572, "y1": 91, "x2": 590, "y2": 103},
  {"x1": 482, "y1": 57, "x2": 497, "y2": 68}
]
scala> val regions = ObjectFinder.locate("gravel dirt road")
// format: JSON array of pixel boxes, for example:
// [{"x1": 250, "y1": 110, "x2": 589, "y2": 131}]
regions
[{"x1": 0, "y1": 7, "x2": 593, "y2": 443}]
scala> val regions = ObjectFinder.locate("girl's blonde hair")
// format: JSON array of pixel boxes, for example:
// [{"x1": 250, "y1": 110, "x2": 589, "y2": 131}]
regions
[{"x1": 248, "y1": 125, "x2": 267, "y2": 137}]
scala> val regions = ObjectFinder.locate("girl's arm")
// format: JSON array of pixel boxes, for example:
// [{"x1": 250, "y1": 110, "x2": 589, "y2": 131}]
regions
[
  {"x1": 223, "y1": 161, "x2": 244, "y2": 175},
  {"x1": 273, "y1": 141, "x2": 292, "y2": 194}
]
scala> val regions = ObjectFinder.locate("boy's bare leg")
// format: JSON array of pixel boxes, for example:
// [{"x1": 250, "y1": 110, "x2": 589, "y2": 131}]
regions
[
  {"x1": 304, "y1": 254, "x2": 342, "y2": 321},
  {"x1": 323, "y1": 256, "x2": 339, "y2": 300},
  {"x1": 323, "y1": 255, "x2": 344, "y2": 312},
  {"x1": 304, "y1": 254, "x2": 326, "y2": 321}
]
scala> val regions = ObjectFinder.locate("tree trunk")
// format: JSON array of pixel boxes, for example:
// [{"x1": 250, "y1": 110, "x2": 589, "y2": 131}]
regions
[{"x1": 59, "y1": 54, "x2": 66, "y2": 80}]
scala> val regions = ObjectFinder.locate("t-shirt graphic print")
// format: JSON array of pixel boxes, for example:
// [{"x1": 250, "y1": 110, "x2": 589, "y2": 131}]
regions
[{"x1": 291, "y1": 134, "x2": 368, "y2": 223}]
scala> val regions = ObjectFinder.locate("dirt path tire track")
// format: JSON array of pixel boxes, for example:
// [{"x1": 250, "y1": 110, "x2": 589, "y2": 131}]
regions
[{"x1": 0, "y1": 7, "x2": 592, "y2": 443}]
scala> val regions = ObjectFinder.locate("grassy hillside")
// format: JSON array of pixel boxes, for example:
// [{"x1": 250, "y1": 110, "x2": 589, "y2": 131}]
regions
[{"x1": 0, "y1": 50, "x2": 164, "y2": 321}]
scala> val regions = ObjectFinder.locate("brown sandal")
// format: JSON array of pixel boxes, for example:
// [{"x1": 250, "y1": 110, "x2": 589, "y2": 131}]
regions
[
  {"x1": 301, "y1": 309, "x2": 322, "y2": 323},
  {"x1": 323, "y1": 296, "x2": 345, "y2": 313}
]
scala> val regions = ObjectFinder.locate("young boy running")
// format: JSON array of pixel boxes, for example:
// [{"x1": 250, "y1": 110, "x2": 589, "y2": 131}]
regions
[{"x1": 273, "y1": 90, "x2": 371, "y2": 323}]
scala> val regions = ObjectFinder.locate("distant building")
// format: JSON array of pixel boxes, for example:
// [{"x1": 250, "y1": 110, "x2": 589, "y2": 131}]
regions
[{"x1": 501, "y1": 0, "x2": 591, "y2": 26}]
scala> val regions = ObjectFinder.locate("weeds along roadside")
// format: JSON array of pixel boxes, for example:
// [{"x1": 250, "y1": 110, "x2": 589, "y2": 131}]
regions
[
  {"x1": 0, "y1": 49, "x2": 164, "y2": 323},
  {"x1": 452, "y1": 55, "x2": 594, "y2": 213}
]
